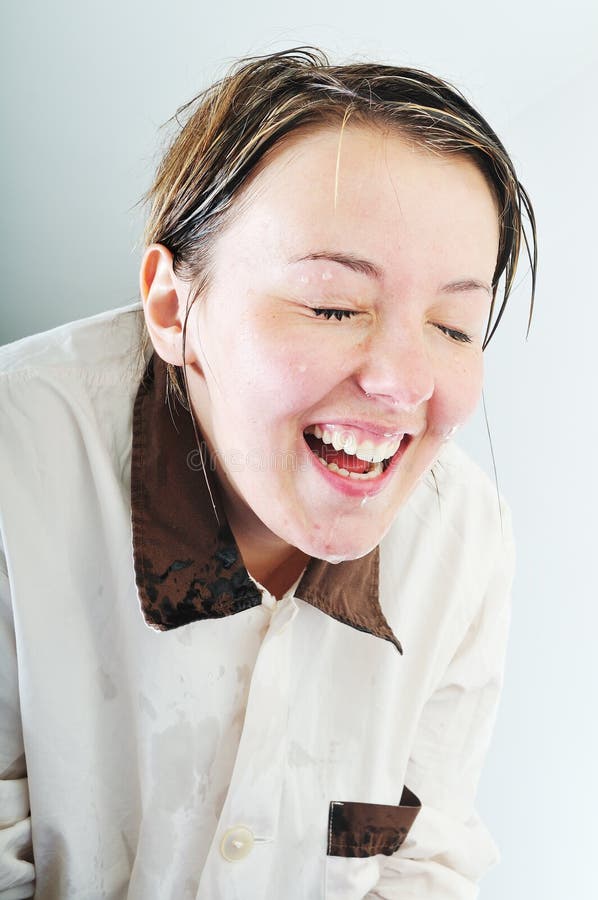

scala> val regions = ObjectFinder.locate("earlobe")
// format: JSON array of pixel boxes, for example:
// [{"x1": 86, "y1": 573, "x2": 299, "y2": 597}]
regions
[{"x1": 139, "y1": 244, "x2": 197, "y2": 366}]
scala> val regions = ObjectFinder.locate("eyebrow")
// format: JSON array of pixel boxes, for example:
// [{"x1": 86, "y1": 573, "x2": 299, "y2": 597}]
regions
[
  {"x1": 290, "y1": 251, "x2": 492, "y2": 296},
  {"x1": 440, "y1": 279, "x2": 492, "y2": 297},
  {"x1": 289, "y1": 251, "x2": 383, "y2": 280}
]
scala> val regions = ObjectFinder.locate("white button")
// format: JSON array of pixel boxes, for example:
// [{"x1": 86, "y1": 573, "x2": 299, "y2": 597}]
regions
[{"x1": 220, "y1": 825, "x2": 254, "y2": 861}]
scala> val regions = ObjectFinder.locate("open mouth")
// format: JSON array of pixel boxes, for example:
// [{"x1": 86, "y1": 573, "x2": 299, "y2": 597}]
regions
[{"x1": 303, "y1": 424, "x2": 410, "y2": 481}]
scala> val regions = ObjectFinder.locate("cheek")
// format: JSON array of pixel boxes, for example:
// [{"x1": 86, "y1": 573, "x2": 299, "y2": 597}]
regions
[
  {"x1": 242, "y1": 336, "x2": 339, "y2": 417},
  {"x1": 430, "y1": 353, "x2": 484, "y2": 433},
  {"x1": 214, "y1": 345, "x2": 327, "y2": 438}
]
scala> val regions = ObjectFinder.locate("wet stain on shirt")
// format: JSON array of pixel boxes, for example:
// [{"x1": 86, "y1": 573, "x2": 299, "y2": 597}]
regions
[{"x1": 99, "y1": 668, "x2": 118, "y2": 701}]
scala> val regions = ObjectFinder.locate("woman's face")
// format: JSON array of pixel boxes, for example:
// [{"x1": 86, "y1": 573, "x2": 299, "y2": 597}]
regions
[{"x1": 183, "y1": 124, "x2": 500, "y2": 562}]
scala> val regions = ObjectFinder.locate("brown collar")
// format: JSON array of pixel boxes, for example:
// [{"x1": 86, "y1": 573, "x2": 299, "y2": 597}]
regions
[{"x1": 130, "y1": 353, "x2": 402, "y2": 653}]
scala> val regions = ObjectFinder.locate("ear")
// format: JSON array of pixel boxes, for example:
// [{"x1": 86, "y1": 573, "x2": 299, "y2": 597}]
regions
[{"x1": 139, "y1": 244, "x2": 198, "y2": 365}]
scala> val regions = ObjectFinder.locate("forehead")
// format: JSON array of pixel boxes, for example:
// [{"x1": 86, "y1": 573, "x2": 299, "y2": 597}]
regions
[{"x1": 214, "y1": 123, "x2": 499, "y2": 280}]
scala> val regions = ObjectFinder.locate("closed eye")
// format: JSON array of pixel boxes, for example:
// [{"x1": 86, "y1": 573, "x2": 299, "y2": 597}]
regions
[
  {"x1": 312, "y1": 308, "x2": 471, "y2": 343},
  {"x1": 312, "y1": 308, "x2": 358, "y2": 321},
  {"x1": 435, "y1": 324, "x2": 472, "y2": 344}
]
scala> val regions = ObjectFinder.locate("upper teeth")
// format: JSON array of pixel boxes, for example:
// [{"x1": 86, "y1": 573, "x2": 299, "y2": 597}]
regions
[{"x1": 306, "y1": 424, "x2": 403, "y2": 463}]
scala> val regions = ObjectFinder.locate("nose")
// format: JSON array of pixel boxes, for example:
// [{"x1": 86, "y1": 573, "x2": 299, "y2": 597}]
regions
[{"x1": 355, "y1": 325, "x2": 435, "y2": 411}]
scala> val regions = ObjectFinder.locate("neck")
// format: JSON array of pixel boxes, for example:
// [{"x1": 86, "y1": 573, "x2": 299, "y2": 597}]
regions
[
  {"x1": 224, "y1": 504, "x2": 309, "y2": 600},
  {"x1": 248, "y1": 544, "x2": 309, "y2": 599}
]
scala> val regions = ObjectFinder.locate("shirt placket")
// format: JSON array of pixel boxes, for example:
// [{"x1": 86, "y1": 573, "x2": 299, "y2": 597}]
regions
[{"x1": 197, "y1": 592, "x2": 298, "y2": 899}]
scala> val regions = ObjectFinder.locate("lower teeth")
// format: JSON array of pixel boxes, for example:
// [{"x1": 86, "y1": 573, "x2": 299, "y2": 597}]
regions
[{"x1": 317, "y1": 456, "x2": 383, "y2": 480}]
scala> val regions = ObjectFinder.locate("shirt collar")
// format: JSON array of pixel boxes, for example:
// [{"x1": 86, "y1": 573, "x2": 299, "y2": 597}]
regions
[{"x1": 130, "y1": 352, "x2": 402, "y2": 653}]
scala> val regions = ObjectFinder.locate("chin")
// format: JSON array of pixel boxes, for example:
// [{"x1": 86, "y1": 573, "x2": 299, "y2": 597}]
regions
[{"x1": 294, "y1": 529, "x2": 382, "y2": 565}]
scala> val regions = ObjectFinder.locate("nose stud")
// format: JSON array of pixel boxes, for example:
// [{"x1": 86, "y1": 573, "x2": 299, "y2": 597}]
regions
[{"x1": 365, "y1": 391, "x2": 399, "y2": 407}]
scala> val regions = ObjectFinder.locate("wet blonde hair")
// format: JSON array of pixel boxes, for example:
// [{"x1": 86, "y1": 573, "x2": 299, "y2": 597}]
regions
[{"x1": 142, "y1": 47, "x2": 537, "y2": 406}]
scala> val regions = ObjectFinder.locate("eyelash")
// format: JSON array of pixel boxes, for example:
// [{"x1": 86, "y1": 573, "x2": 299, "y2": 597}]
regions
[
  {"x1": 312, "y1": 308, "x2": 472, "y2": 344},
  {"x1": 312, "y1": 307, "x2": 357, "y2": 321},
  {"x1": 435, "y1": 324, "x2": 473, "y2": 344}
]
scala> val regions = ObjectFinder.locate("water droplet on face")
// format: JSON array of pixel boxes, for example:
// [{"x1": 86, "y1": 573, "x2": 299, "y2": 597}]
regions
[
  {"x1": 360, "y1": 495, "x2": 369, "y2": 507},
  {"x1": 443, "y1": 424, "x2": 459, "y2": 440}
]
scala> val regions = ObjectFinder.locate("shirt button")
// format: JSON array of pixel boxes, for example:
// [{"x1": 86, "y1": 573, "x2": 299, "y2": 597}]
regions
[{"x1": 220, "y1": 825, "x2": 255, "y2": 861}]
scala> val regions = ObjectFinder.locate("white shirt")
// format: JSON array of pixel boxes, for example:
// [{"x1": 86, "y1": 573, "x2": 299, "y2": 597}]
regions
[{"x1": 0, "y1": 302, "x2": 514, "y2": 899}]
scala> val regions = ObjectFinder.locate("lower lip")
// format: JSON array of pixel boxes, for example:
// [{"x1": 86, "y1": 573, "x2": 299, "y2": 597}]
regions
[{"x1": 303, "y1": 435, "x2": 412, "y2": 498}]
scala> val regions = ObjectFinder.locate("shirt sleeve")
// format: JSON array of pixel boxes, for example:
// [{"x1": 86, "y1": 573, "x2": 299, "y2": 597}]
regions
[
  {"x1": 0, "y1": 536, "x2": 35, "y2": 899},
  {"x1": 369, "y1": 506, "x2": 515, "y2": 900}
]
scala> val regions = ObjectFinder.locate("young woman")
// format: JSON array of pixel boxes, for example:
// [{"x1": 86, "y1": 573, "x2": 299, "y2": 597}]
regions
[{"x1": 0, "y1": 48, "x2": 536, "y2": 899}]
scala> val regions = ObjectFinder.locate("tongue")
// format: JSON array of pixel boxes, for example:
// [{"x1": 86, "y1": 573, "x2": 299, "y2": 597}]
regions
[{"x1": 304, "y1": 433, "x2": 372, "y2": 474}]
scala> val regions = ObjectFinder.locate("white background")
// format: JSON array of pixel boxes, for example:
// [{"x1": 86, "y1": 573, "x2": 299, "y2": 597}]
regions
[{"x1": 2, "y1": 1, "x2": 597, "y2": 896}]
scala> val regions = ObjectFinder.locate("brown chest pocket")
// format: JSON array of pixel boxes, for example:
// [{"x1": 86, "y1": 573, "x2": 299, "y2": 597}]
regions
[{"x1": 327, "y1": 785, "x2": 421, "y2": 858}]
